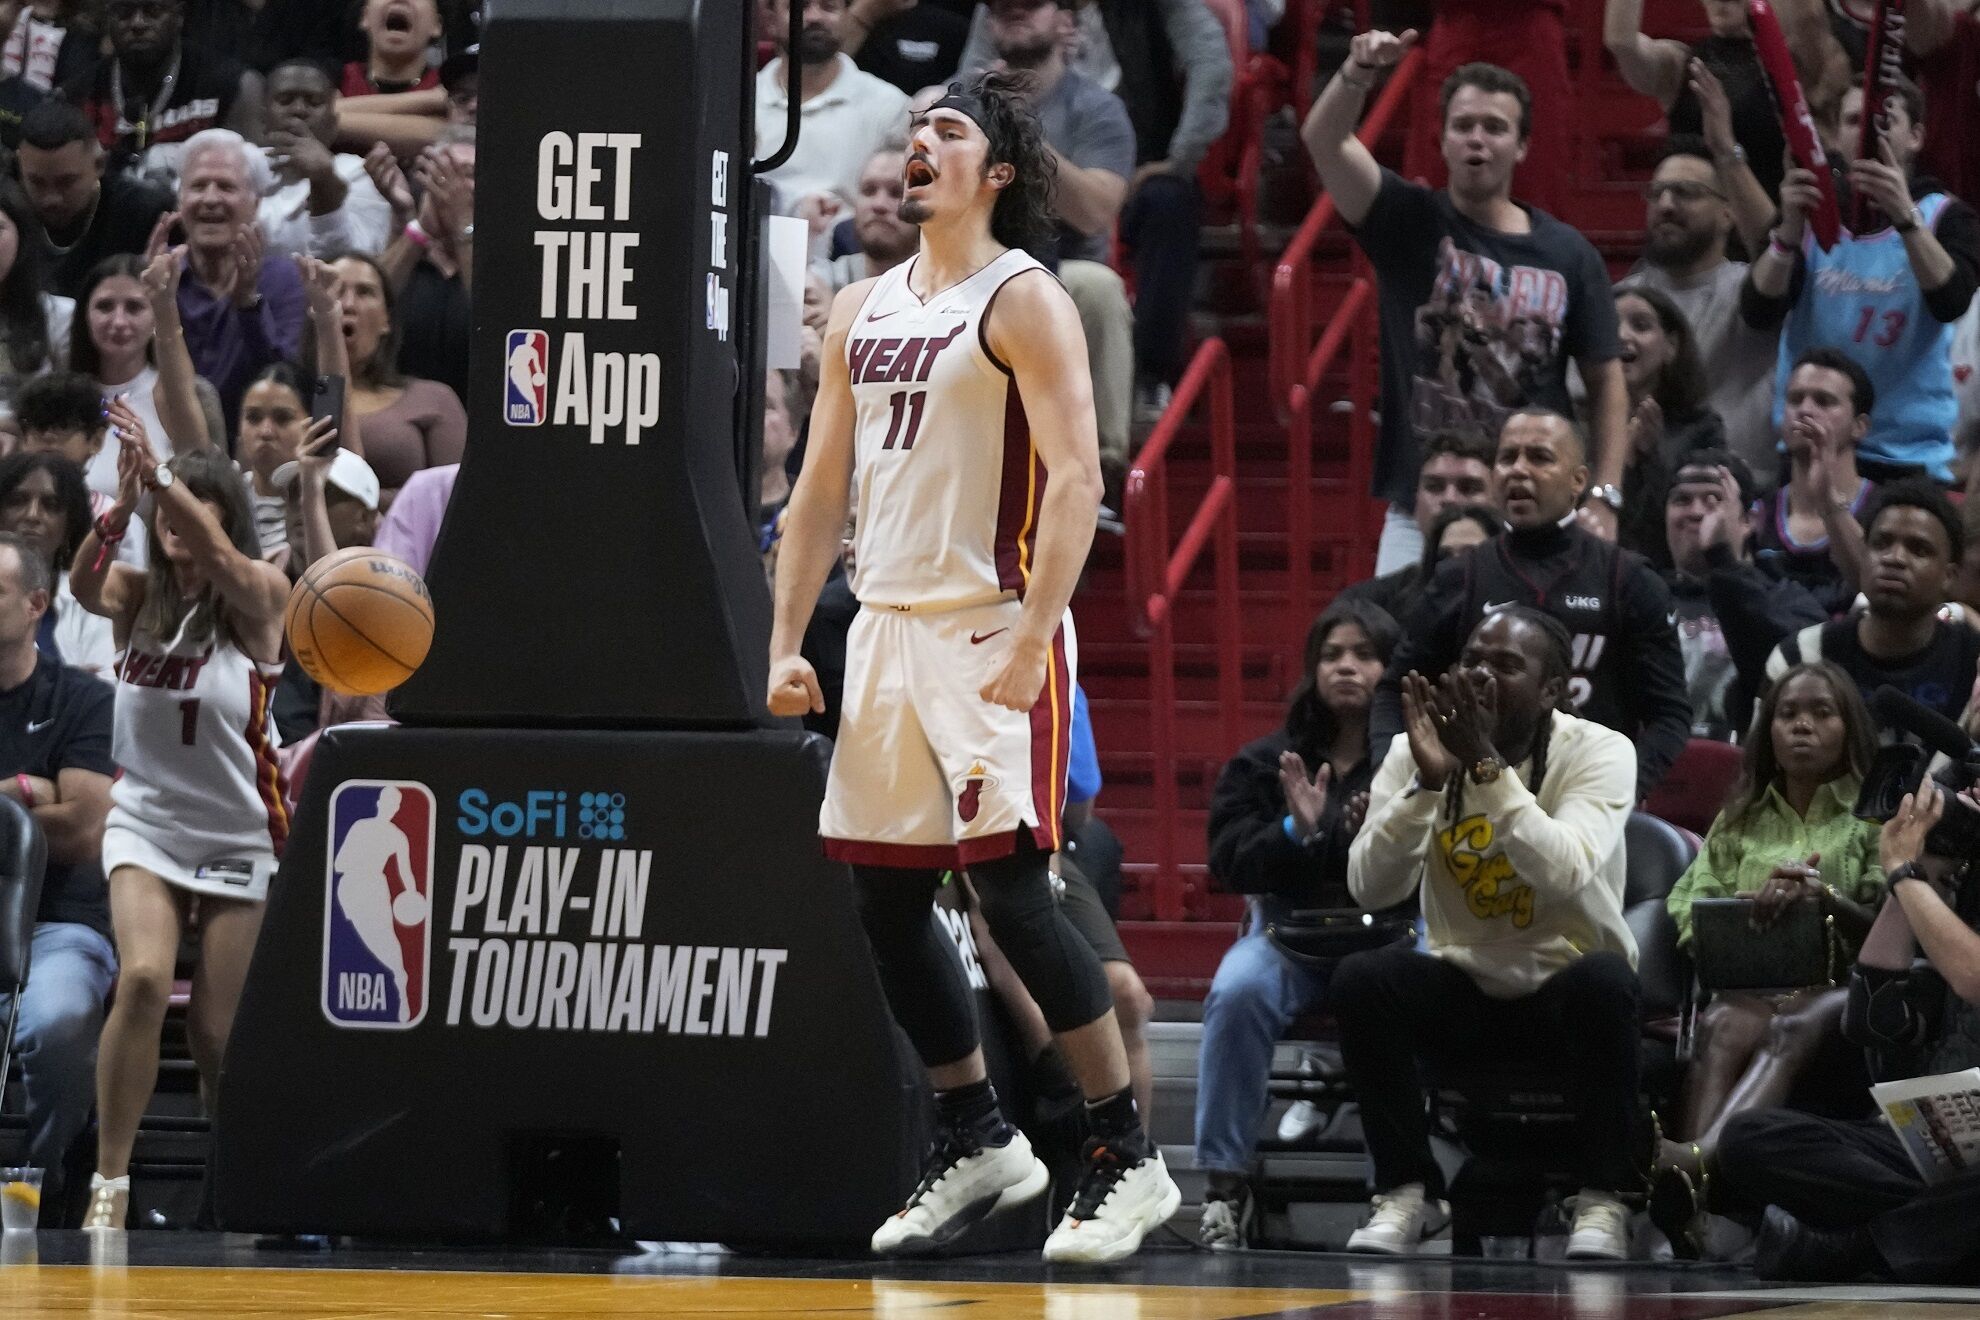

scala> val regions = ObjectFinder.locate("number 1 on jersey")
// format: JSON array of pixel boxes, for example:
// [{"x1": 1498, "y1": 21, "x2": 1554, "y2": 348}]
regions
[
  {"x1": 882, "y1": 390, "x2": 927, "y2": 451},
  {"x1": 179, "y1": 699, "x2": 200, "y2": 747}
]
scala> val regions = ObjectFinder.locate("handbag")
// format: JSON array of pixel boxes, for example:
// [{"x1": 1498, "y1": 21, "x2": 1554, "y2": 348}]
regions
[
  {"x1": 1266, "y1": 907, "x2": 1415, "y2": 967},
  {"x1": 1688, "y1": 896, "x2": 1839, "y2": 993}
]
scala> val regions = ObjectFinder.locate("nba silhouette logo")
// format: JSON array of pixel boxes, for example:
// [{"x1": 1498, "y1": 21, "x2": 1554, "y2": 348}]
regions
[
  {"x1": 504, "y1": 329, "x2": 549, "y2": 426},
  {"x1": 323, "y1": 780, "x2": 435, "y2": 1030}
]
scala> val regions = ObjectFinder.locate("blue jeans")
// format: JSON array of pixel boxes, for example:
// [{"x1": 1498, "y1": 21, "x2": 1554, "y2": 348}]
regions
[
  {"x1": 1, "y1": 922, "x2": 116, "y2": 1188},
  {"x1": 1193, "y1": 913, "x2": 1335, "y2": 1176}
]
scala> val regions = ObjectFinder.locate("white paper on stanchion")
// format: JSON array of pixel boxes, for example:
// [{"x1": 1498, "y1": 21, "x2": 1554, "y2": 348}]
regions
[{"x1": 763, "y1": 213, "x2": 809, "y2": 369}]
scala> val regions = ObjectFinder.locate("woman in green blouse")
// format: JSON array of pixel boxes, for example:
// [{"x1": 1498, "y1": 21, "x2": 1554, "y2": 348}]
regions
[{"x1": 1653, "y1": 661, "x2": 1884, "y2": 1252}]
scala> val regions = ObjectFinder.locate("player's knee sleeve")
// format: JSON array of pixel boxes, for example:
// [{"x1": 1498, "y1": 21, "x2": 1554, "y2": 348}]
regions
[
  {"x1": 851, "y1": 866, "x2": 978, "y2": 1067},
  {"x1": 971, "y1": 845, "x2": 1112, "y2": 1034}
]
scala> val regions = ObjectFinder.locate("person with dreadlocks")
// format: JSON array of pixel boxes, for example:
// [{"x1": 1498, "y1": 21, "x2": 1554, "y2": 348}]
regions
[
  {"x1": 1337, "y1": 606, "x2": 1643, "y2": 1261},
  {"x1": 766, "y1": 70, "x2": 1177, "y2": 1263}
]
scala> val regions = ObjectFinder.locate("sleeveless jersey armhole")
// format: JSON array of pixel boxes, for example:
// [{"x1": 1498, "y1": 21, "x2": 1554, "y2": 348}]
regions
[{"x1": 977, "y1": 265, "x2": 1056, "y2": 378}]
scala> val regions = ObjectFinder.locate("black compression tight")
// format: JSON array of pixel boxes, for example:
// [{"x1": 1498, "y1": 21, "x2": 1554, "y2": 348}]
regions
[{"x1": 852, "y1": 835, "x2": 1114, "y2": 1070}]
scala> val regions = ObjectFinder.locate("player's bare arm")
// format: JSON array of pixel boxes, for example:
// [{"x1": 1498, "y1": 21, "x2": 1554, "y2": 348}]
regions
[
  {"x1": 767, "y1": 277, "x2": 874, "y2": 717},
  {"x1": 979, "y1": 270, "x2": 1104, "y2": 714}
]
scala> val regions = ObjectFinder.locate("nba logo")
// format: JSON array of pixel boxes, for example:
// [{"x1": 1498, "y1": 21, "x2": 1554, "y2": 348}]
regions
[
  {"x1": 323, "y1": 780, "x2": 435, "y2": 1030},
  {"x1": 504, "y1": 329, "x2": 549, "y2": 426}
]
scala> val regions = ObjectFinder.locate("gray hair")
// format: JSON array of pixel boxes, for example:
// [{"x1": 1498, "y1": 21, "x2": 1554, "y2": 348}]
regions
[
  {"x1": 0, "y1": 532, "x2": 51, "y2": 598},
  {"x1": 179, "y1": 128, "x2": 275, "y2": 197}
]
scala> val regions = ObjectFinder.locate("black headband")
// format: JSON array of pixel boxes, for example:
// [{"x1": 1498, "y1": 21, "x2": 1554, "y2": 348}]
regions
[{"x1": 928, "y1": 88, "x2": 988, "y2": 133}]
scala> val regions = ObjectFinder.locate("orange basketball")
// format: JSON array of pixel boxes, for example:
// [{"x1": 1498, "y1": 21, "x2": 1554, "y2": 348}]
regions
[{"x1": 285, "y1": 548, "x2": 435, "y2": 696}]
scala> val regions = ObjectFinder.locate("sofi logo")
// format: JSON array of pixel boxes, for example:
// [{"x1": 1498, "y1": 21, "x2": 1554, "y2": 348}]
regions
[
  {"x1": 455, "y1": 789, "x2": 630, "y2": 840},
  {"x1": 323, "y1": 780, "x2": 434, "y2": 1029}
]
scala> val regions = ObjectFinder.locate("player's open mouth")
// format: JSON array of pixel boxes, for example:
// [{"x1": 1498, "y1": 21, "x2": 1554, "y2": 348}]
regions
[{"x1": 905, "y1": 158, "x2": 937, "y2": 189}]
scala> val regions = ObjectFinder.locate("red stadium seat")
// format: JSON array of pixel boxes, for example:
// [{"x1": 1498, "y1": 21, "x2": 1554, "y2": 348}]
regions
[{"x1": 1642, "y1": 739, "x2": 1744, "y2": 836}]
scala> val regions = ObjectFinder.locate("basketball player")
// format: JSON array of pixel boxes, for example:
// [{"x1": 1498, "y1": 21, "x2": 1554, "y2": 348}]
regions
[
  {"x1": 767, "y1": 73, "x2": 1176, "y2": 1263},
  {"x1": 68, "y1": 403, "x2": 303, "y2": 1231}
]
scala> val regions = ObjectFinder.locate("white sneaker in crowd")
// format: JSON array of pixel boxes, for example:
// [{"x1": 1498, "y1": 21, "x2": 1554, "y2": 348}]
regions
[{"x1": 1344, "y1": 1182, "x2": 1450, "y2": 1255}]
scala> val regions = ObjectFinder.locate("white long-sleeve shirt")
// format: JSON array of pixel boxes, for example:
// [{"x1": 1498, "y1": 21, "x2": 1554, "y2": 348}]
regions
[
  {"x1": 258, "y1": 154, "x2": 395, "y2": 259},
  {"x1": 1349, "y1": 710, "x2": 1639, "y2": 998}
]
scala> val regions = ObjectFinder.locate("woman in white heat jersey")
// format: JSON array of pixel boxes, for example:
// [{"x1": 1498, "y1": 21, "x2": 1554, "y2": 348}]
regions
[{"x1": 68, "y1": 400, "x2": 312, "y2": 1231}]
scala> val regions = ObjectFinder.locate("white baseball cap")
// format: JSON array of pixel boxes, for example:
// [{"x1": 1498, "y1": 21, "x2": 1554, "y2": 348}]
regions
[{"x1": 271, "y1": 450, "x2": 382, "y2": 511}]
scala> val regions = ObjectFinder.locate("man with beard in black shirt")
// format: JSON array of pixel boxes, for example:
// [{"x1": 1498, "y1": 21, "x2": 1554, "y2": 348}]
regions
[{"x1": 1370, "y1": 408, "x2": 1691, "y2": 798}]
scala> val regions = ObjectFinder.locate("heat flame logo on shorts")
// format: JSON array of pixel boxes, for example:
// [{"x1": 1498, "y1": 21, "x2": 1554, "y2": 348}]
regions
[{"x1": 955, "y1": 761, "x2": 999, "y2": 824}]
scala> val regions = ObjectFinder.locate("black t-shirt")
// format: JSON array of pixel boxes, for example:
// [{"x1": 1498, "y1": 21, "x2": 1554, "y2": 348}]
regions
[
  {"x1": 1776, "y1": 616, "x2": 1980, "y2": 723},
  {"x1": 1352, "y1": 170, "x2": 1622, "y2": 507},
  {"x1": 65, "y1": 40, "x2": 245, "y2": 174},
  {"x1": 1668, "y1": 34, "x2": 1788, "y2": 204},
  {"x1": 0, "y1": 655, "x2": 115, "y2": 935},
  {"x1": 35, "y1": 170, "x2": 175, "y2": 303},
  {"x1": 854, "y1": 7, "x2": 969, "y2": 96},
  {"x1": 396, "y1": 260, "x2": 471, "y2": 405}
]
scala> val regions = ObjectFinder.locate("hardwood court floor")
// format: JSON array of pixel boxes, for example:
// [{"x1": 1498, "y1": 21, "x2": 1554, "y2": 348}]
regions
[{"x1": 4, "y1": 1235, "x2": 1980, "y2": 1318}]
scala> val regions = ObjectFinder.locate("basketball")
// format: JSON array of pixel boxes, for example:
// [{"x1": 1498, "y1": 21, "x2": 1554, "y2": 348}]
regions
[
  {"x1": 392, "y1": 889, "x2": 427, "y2": 926},
  {"x1": 285, "y1": 548, "x2": 435, "y2": 697}
]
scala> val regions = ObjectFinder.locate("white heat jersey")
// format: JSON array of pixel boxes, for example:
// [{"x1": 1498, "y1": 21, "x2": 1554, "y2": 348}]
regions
[
  {"x1": 846, "y1": 248, "x2": 1050, "y2": 610},
  {"x1": 107, "y1": 612, "x2": 289, "y2": 887}
]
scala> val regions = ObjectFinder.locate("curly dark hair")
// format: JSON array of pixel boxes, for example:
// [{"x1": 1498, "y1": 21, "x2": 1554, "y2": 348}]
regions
[{"x1": 949, "y1": 70, "x2": 1059, "y2": 259}]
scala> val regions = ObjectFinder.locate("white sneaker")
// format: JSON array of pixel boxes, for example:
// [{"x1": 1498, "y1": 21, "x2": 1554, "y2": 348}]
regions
[
  {"x1": 870, "y1": 1128, "x2": 1049, "y2": 1256},
  {"x1": 1041, "y1": 1141, "x2": 1182, "y2": 1264},
  {"x1": 1277, "y1": 1099, "x2": 1326, "y2": 1143},
  {"x1": 1564, "y1": 1190, "x2": 1632, "y2": 1261},
  {"x1": 1198, "y1": 1193, "x2": 1252, "y2": 1250},
  {"x1": 1345, "y1": 1183, "x2": 1450, "y2": 1255}
]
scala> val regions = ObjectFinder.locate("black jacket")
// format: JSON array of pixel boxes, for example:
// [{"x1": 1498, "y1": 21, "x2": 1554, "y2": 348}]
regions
[
  {"x1": 1683, "y1": 543, "x2": 1831, "y2": 733},
  {"x1": 1207, "y1": 729, "x2": 1371, "y2": 905},
  {"x1": 1369, "y1": 521, "x2": 1693, "y2": 798}
]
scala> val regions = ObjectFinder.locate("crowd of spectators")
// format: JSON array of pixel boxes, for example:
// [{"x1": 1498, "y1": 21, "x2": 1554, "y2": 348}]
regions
[
  {"x1": 0, "y1": 0, "x2": 1973, "y2": 1284},
  {"x1": 0, "y1": 0, "x2": 478, "y2": 1231},
  {"x1": 1182, "y1": 0, "x2": 1980, "y2": 1281}
]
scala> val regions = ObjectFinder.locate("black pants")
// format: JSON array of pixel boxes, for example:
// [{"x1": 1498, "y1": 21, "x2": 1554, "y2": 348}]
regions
[
  {"x1": 1120, "y1": 173, "x2": 1200, "y2": 386},
  {"x1": 1718, "y1": 1108, "x2": 1980, "y2": 1284},
  {"x1": 1331, "y1": 944, "x2": 1642, "y2": 1197}
]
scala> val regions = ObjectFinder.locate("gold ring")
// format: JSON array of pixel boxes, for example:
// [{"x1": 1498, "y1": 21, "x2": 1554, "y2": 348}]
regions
[{"x1": 1435, "y1": 713, "x2": 1450, "y2": 726}]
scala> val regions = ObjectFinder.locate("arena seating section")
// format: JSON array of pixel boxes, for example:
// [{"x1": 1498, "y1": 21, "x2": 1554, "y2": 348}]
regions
[{"x1": 1092, "y1": 0, "x2": 1713, "y2": 997}]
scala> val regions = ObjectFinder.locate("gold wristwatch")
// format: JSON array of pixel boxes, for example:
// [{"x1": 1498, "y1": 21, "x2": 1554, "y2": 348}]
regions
[{"x1": 1468, "y1": 757, "x2": 1504, "y2": 786}]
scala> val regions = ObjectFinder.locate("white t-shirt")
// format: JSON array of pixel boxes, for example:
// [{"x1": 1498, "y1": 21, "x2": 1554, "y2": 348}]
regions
[{"x1": 755, "y1": 54, "x2": 911, "y2": 213}]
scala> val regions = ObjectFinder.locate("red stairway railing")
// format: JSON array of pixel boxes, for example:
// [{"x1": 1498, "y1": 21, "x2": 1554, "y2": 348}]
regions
[
  {"x1": 1269, "y1": 46, "x2": 1423, "y2": 644},
  {"x1": 1122, "y1": 339, "x2": 1239, "y2": 921}
]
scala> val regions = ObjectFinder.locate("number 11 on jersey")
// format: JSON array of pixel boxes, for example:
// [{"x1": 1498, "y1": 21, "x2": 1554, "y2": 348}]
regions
[{"x1": 881, "y1": 390, "x2": 927, "y2": 451}]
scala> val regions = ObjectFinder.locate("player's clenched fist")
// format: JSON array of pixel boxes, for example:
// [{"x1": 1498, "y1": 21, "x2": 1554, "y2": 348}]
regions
[
  {"x1": 1348, "y1": 27, "x2": 1418, "y2": 70},
  {"x1": 767, "y1": 654, "x2": 824, "y2": 717},
  {"x1": 980, "y1": 638, "x2": 1050, "y2": 713}
]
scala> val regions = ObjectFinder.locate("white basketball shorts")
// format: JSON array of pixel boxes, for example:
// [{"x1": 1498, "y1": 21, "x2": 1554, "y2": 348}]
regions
[{"x1": 821, "y1": 598, "x2": 1075, "y2": 869}]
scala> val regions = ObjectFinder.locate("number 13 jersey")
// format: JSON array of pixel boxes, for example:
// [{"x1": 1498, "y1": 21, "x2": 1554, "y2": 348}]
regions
[{"x1": 844, "y1": 248, "x2": 1050, "y2": 612}]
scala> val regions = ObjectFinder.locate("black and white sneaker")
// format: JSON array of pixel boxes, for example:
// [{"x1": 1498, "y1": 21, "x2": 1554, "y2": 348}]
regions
[
  {"x1": 1041, "y1": 1137, "x2": 1182, "y2": 1263},
  {"x1": 870, "y1": 1126, "x2": 1049, "y2": 1256}
]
